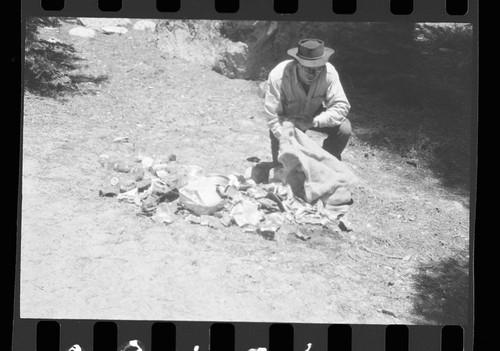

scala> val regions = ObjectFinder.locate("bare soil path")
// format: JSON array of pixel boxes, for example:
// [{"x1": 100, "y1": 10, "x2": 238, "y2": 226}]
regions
[{"x1": 20, "y1": 19, "x2": 471, "y2": 325}]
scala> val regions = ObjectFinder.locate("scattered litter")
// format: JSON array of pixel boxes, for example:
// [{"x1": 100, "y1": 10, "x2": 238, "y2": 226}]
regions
[
  {"x1": 117, "y1": 188, "x2": 139, "y2": 204},
  {"x1": 242, "y1": 224, "x2": 259, "y2": 233},
  {"x1": 186, "y1": 214, "x2": 218, "y2": 228},
  {"x1": 153, "y1": 202, "x2": 177, "y2": 224},
  {"x1": 220, "y1": 185, "x2": 240, "y2": 200},
  {"x1": 265, "y1": 192, "x2": 286, "y2": 211},
  {"x1": 150, "y1": 179, "x2": 170, "y2": 196},
  {"x1": 257, "y1": 197, "x2": 280, "y2": 212},
  {"x1": 141, "y1": 157, "x2": 154, "y2": 169},
  {"x1": 294, "y1": 230, "x2": 311, "y2": 241},
  {"x1": 179, "y1": 177, "x2": 225, "y2": 216},
  {"x1": 296, "y1": 215, "x2": 326, "y2": 226},
  {"x1": 110, "y1": 177, "x2": 120, "y2": 186},
  {"x1": 100, "y1": 157, "x2": 359, "y2": 239},
  {"x1": 231, "y1": 199, "x2": 262, "y2": 227},
  {"x1": 137, "y1": 178, "x2": 152, "y2": 192},
  {"x1": 132, "y1": 167, "x2": 145, "y2": 181},
  {"x1": 246, "y1": 156, "x2": 261, "y2": 163},
  {"x1": 186, "y1": 214, "x2": 201, "y2": 224},
  {"x1": 204, "y1": 174, "x2": 230, "y2": 188},
  {"x1": 114, "y1": 161, "x2": 132, "y2": 173},
  {"x1": 99, "y1": 187, "x2": 119, "y2": 197},
  {"x1": 152, "y1": 163, "x2": 169, "y2": 172},
  {"x1": 220, "y1": 213, "x2": 233, "y2": 227},
  {"x1": 258, "y1": 222, "x2": 279, "y2": 240},
  {"x1": 338, "y1": 217, "x2": 353, "y2": 232},
  {"x1": 184, "y1": 165, "x2": 204, "y2": 182},
  {"x1": 156, "y1": 169, "x2": 169, "y2": 180},
  {"x1": 113, "y1": 136, "x2": 129, "y2": 143},
  {"x1": 265, "y1": 212, "x2": 285, "y2": 226},
  {"x1": 199, "y1": 215, "x2": 211, "y2": 226},
  {"x1": 247, "y1": 187, "x2": 267, "y2": 199},
  {"x1": 141, "y1": 193, "x2": 160, "y2": 214},
  {"x1": 378, "y1": 309, "x2": 397, "y2": 318}
]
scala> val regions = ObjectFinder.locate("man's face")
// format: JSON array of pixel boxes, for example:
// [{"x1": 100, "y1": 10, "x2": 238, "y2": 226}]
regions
[{"x1": 297, "y1": 63, "x2": 325, "y2": 85}]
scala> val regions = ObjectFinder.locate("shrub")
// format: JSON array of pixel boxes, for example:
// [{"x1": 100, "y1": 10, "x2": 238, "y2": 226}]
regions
[{"x1": 24, "y1": 17, "x2": 80, "y2": 95}]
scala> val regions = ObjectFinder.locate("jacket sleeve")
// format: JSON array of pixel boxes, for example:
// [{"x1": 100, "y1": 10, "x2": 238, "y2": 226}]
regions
[
  {"x1": 313, "y1": 69, "x2": 351, "y2": 128},
  {"x1": 264, "y1": 75, "x2": 284, "y2": 138}
]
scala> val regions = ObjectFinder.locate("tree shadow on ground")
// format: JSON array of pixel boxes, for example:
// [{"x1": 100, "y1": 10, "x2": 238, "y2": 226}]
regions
[
  {"x1": 347, "y1": 89, "x2": 473, "y2": 198},
  {"x1": 24, "y1": 30, "x2": 109, "y2": 98},
  {"x1": 410, "y1": 256, "x2": 470, "y2": 325}
]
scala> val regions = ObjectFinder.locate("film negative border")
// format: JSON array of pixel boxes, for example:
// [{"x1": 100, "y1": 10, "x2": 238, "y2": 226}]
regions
[
  {"x1": 13, "y1": 319, "x2": 469, "y2": 351},
  {"x1": 15, "y1": 0, "x2": 478, "y2": 350},
  {"x1": 24, "y1": 0, "x2": 476, "y2": 22}
]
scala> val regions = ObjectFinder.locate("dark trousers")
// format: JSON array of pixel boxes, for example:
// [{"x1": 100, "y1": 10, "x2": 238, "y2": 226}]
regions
[{"x1": 270, "y1": 119, "x2": 352, "y2": 163}]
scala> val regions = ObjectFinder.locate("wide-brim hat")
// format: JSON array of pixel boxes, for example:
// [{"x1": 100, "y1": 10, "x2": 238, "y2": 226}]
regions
[{"x1": 287, "y1": 39, "x2": 334, "y2": 67}]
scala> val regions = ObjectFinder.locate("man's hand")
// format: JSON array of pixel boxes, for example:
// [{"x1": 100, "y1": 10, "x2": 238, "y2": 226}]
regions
[{"x1": 285, "y1": 116, "x2": 315, "y2": 131}]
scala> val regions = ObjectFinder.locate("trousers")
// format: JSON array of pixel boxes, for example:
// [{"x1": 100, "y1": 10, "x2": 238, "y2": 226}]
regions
[{"x1": 270, "y1": 118, "x2": 351, "y2": 163}]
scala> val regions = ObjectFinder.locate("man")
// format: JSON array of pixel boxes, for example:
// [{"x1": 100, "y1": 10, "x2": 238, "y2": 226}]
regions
[{"x1": 264, "y1": 38, "x2": 351, "y2": 162}]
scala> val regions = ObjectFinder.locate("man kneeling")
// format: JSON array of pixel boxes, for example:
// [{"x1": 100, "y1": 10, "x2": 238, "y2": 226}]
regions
[{"x1": 264, "y1": 38, "x2": 352, "y2": 162}]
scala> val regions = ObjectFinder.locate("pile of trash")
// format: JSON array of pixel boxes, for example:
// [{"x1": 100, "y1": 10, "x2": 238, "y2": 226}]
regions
[{"x1": 98, "y1": 153, "x2": 352, "y2": 240}]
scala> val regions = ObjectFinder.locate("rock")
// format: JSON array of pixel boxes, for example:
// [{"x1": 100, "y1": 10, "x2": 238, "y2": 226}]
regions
[
  {"x1": 212, "y1": 40, "x2": 249, "y2": 79},
  {"x1": 69, "y1": 27, "x2": 96, "y2": 38},
  {"x1": 133, "y1": 20, "x2": 157, "y2": 32},
  {"x1": 101, "y1": 26, "x2": 128, "y2": 35},
  {"x1": 77, "y1": 18, "x2": 132, "y2": 29}
]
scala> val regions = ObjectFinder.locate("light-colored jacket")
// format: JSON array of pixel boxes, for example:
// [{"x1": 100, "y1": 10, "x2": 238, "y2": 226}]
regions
[{"x1": 264, "y1": 60, "x2": 351, "y2": 137}]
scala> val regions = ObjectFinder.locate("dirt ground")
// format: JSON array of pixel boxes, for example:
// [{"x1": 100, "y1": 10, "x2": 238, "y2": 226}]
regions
[{"x1": 20, "y1": 19, "x2": 472, "y2": 325}]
